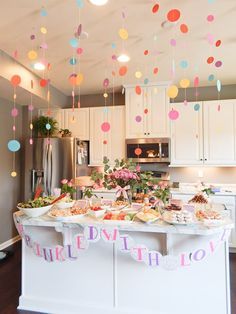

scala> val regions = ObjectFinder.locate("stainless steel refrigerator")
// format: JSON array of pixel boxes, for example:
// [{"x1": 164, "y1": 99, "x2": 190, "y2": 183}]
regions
[{"x1": 23, "y1": 137, "x2": 90, "y2": 200}]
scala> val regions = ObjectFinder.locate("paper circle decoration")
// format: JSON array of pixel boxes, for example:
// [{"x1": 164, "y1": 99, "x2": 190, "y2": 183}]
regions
[
  {"x1": 180, "y1": 24, "x2": 188, "y2": 33},
  {"x1": 11, "y1": 75, "x2": 21, "y2": 87},
  {"x1": 167, "y1": 85, "x2": 179, "y2": 99},
  {"x1": 144, "y1": 108, "x2": 148, "y2": 114},
  {"x1": 153, "y1": 67, "x2": 159, "y2": 74},
  {"x1": 40, "y1": 27, "x2": 47, "y2": 34},
  {"x1": 217, "y1": 79, "x2": 221, "y2": 92},
  {"x1": 11, "y1": 171, "x2": 17, "y2": 177},
  {"x1": 70, "y1": 58, "x2": 77, "y2": 65},
  {"x1": 11, "y1": 108, "x2": 18, "y2": 117},
  {"x1": 180, "y1": 60, "x2": 188, "y2": 69},
  {"x1": 29, "y1": 138, "x2": 33, "y2": 145},
  {"x1": 215, "y1": 40, "x2": 221, "y2": 47},
  {"x1": 168, "y1": 109, "x2": 179, "y2": 120},
  {"x1": 30, "y1": 34, "x2": 35, "y2": 40},
  {"x1": 77, "y1": 47, "x2": 83, "y2": 55},
  {"x1": 76, "y1": 0, "x2": 84, "y2": 8},
  {"x1": 29, "y1": 123, "x2": 33, "y2": 130},
  {"x1": 135, "y1": 85, "x2": 142, "y2": 95},
  {"x1": 167, "y1": 9, "x2": 181, "y2": 22},
  {"x1": 135, "y1": 71, "x2": 142, "y2": 79},
  {"x1": 103, "y1": 78, "x2": 109, "y2": 88},
  {"x1": 194, "y1": 103, "x2": 200, "y2": 111},
  {"x1": 180, "y1": 78, "x2": 190, "y2": 89},
  {"x1": 103, "y1": 93, "x2": 108, "y2": 98},
  {"x1": 40, "y1": 79, "x2": 48, "y2": 87},
  {"x1": 28, "y1": 104, "x2": 34, "y2": 111},
  {"x1": 152, "y1": 3, "x2": 160, "y2": 14},
  {"x1": 103, "y1": 140, "x2": 107, "y2": 145},
  {"x1": 45, "y1": 123, "x2": 51, "y2": 130},
  {"x1": 207, "y1": 56, "x2": 214, "y2": 64},
  {"x1": 28, "y1": 50, "x2": 37, "y2": 60},
  {"x1": 111, "y1": 43, "x2": 116, "y2": 49},
  {"x1": 119, "y1": 66, "x2": 128, "y2": 76},
  {"x1": 76, "y1": 73, "x2": 84, "y2": 85},
  {"x1": 144, "y1": 50, "x2": 149, "y2": 56},
  {"x1": 40, "y1": 8, "x2": 47, "y2": 17},
  {"x1": 215, "y1": 60, "x2": 222, "y2": 68},
  {"x1": 144, "y1": 78, "x2": 149, "y2": 85},
  {"x1": 207, "y1": 15, "x2": 214, "y2": 22},
  {"x1": 170, "y1": 39, "x2": 177, "y2": 47},
  {"x1": 208, "y1": 74, "x2": 215, "y2": 82},
  {"x1": 12, "y1": 125, "x2": 16, "y2": 131},
  {"x1": 194, "y1": 76, "x2": 199, "y2": 88},
  {"x1": 135, "y1": 148, "x2": 142, "y2": 156},
  {"x1": 8, "y1": 140, "x2": 21, "y2": 152},
  {"x1": 119, "y1": 28, "x2": 128, "y2": 40},
  {"x1": 135, "y1": 115, "x2": 142, "y2": 123},
  {"x1": 101, "y1": 122, "x2": 110, "y2": 132},
  {"x1": 70, "y1": 38, "x2": 79, "y2": 48}
]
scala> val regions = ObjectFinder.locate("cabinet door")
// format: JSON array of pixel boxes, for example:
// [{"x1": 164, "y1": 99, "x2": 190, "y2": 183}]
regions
[
  {"x1": 125, "y1": 87, "x2": 145, "y2": 138},
  {"x1": 146, "y1": 86, "x2": 170, "y2": 137},
  {"x1": 38, "y1": 109, "x2": 64, "y2": 129},
  {"x1": 170, "y1": 102, "x2": 203, "y2": 165},
  {"x1": 89, "y1": 107, "x2": 111, "y2": 166},
  {"x1": 64, "y1": 108, "x2": 89, "y2": 140},
  {"x1": 203, "y1": 100, "x2": 236, "y2": 165},
  {"x1": 109, "y1": 106, "x2": 125, "y2": 163}
]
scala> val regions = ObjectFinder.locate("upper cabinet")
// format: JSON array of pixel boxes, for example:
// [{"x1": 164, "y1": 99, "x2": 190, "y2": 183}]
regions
[
  {"x1": 170, "y1": 102, "x2": 203, "y2": 166},
  {"x1": 203, "y1": 100, "x2": 236, "y2": 165},
  {"x1": 38, "y1": 108, "x2": 64, "y2": 130},
  {"x1": 89, "y1": 106, "x2": 125, "y2": 166},
  {"x1": 170, "y1": 99, "x2": 236, "y2": 166},
  {"x1": 125, "y1": 85, "x2": 170, "y2": 139},
  {"x1": 64, "y1": 108, "x2": 89, "y2": 140}
]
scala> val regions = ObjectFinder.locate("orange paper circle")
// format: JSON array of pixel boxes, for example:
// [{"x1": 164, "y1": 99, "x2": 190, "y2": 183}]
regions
[
  {"x1": 167, "y1": 9, "x2": 181, "y2": 22},
  {"x1": 119, "y1": 66, "x2": 128, "y2": 76},
  {"x1": 180, "y1": 24, "x2": 188, "y2": 33},
  {"x1": 11, "y1": 75, "x2": 21, "y2": 87},
  {"x1": 135, "y1": 85, "x2": 142, "y2": 95},
  {"x1": 135, "y1": 148, "x2": 142, "y2": 156}
]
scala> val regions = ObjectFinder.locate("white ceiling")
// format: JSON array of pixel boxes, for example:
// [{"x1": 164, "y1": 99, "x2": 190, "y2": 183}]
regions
[{"x1": 0, "y1": 0, "x2": 235, "y2": 96}]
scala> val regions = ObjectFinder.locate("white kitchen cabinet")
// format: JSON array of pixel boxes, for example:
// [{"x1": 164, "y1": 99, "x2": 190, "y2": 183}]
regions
[
  {"x1": 89, "y1": 106, "x2": 125, "y2": 166},
  {"x1": 125, "y1": 85, "x2": 169, "y2": 139},
  {"x1": 38, "y1": 108, "x2": 64, "y2": 130},
  {"x1": 170, "y1": 99, "x2": 236, "y2": 166},
  {"x1": 170, "y1": 102, "x2": 203, "y2": 166},
  {"x1": 203, "y1": 100, "x2": 236, "y2": 165},
  {"x1": 64, "y1": 108, "x2": 89, "y2": 140}
]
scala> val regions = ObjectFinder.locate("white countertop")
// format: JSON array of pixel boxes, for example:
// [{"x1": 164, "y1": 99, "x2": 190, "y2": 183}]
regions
[
  {"x1": 170, "y1": 188, "x2": 236, "y2": 196},
  {"x1": 14, "y1": 211, "x2": 234, "y2": 236}
]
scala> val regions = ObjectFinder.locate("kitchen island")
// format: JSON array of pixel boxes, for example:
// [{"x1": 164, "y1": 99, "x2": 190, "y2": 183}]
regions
[{"x1": 14, "y1": 211, "x2": 233, "y2": 314}]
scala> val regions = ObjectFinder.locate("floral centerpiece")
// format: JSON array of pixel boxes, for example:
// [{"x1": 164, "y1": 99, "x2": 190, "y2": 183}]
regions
[
  {"x1": 152, "y1": 181, "x2": 170, "y2": 206},
  {"x1": 61, "y1": 178, "x2": 76, "y2": 198}
]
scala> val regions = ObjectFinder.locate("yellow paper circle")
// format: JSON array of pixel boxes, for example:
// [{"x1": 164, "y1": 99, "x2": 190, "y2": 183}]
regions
[
  {"x1": 76, "y1": 73, "x2": 84, "y2": 85},
  {"x1": 167, "y1": 85, "x2": 179, "y2": 99},
  {"x1": 40, "y1": 27, "x2": 47, "y2": 34},
  {"x1": 135, "y1": 71, "x2": 142, "y2": 79},
  {"x1": 103, "y1": 93, "x2": 108, "y2": 98},
  {"x1": 29, "y1": 123, "x2": 33, "y2": 130},
  {"x1": 11, "y1": 171, "x2": 17, "y2": 177},
  {"x1": 180, "y1": 78, "x2": 190, "y2": 89},
  {"x1": 119, "y1": 28, "x2": 128, "y2": 40},
  {"x1": 28, "y1": 50, "x2": 38, "y2": 60}
]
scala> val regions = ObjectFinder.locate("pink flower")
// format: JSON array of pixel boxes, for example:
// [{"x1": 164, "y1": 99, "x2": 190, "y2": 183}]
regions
[
  {"x1": 61, "y1": 179, "x2": 68, "y2": 184},
  {"x1": 136, "y1": 165, "x2": 141, "y2": 172},
  {"x1": 67, "y1": 182, "x2": 73, "y2": 187}
]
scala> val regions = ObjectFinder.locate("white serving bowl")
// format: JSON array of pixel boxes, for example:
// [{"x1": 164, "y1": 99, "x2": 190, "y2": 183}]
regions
[
  {"x1": 56, "y1": 200, "x2": 75, "y2": 209},
  {"x1": 88, "y1": 208, "x2": 106, "y2": 218},
  {"x1": 17, "y1": 204, "x2": 53, "y2": 218}
]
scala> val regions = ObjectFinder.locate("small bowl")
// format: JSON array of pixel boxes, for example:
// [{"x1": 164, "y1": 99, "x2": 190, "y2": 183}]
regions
[
  {"x1": 17, "y1": 204, "x2": 53, "y2": 218},
  {"x1": 56, "y1": 201, "x2": 75, "y2": 209},
  {"x1": 88, "y1": 208, "x2": 106, "y2": 218}
]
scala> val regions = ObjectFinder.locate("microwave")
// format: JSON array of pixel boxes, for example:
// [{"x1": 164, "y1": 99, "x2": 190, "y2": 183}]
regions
[{"x1": 126, "y1": 138, "x2": 170, "y2": 163}]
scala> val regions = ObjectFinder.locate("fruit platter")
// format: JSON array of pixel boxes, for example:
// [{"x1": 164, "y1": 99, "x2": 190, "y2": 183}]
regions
[{"x1": 103, "y1": 211, "x2": 135, "y2": 223}]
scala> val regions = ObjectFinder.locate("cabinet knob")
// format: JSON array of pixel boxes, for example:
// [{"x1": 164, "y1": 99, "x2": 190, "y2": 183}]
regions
[
  {"x1": 144, "y1": 132, "x2": 146, "y2": 135},
  {"x1": 148, "y1": 132, "x2": 150, "y2": 135},
  {"x1": 200, "y1": 158, "x2": 203, "y2": 161},
  {"x1": 204, "y1": 158, "x2": 207, "y2": 161}
]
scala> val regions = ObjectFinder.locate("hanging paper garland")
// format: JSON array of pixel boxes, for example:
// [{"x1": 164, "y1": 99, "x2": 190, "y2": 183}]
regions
[
  {"x1": 152, "y1": 3, "x2": 160, "y2": 14},
  {"x1": 167, "y1": 9, "x2": 181, "y2": 22},
  {"x1": 168, "y1": 109, "x2": 179, "y2": 120},
  {"x1": 167, "y1": 85, "x2": 179, "y2": 99}
]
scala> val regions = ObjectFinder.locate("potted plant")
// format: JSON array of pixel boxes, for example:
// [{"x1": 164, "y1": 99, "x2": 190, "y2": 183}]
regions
[
  {"x1": 59, "y1": 128, "x2": 72, "y2": 137},
  {"x1": 33, "y1": 115, "x2": 58, "y2": 137}
]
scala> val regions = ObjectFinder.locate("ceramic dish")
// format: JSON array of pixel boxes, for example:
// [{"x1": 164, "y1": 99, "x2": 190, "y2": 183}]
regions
[{"x1": 17, "y1": 204, "x2": 53, "y2": 218}]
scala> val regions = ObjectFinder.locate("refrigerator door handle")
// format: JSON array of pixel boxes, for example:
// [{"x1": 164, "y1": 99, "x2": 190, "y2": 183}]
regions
[
  {"x1": 43, "y1": 143, "x2": 49, "y2": 195},
  {"x1": 48, "y1": 144, "x2": 53, "y2": 195}
]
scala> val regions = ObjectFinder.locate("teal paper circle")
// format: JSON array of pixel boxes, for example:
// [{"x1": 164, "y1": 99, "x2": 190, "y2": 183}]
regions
[
  {"x1": 8, "y1": 140, "x2": 21, "y2": 152},
  {"x1": 194, "y1": 103, "x2": 200, "y2": 111},
  {"x1": 46, "y1": 123, "x2": 51, "y2": 130}
]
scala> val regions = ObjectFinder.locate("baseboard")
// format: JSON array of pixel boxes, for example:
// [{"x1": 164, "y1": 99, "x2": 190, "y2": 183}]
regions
[{"x1": 0, "y1": 235, "x2": 21, "y2": 250}]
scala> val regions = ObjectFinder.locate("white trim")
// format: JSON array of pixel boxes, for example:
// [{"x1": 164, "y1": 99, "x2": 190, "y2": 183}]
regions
[{"x1": 0, "y1": 235, "x2": 21, "y2": 250}]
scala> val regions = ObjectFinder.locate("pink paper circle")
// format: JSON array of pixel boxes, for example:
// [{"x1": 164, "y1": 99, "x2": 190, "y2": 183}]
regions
[
  {"x1": 168, "y1": 109, "x2": 179, "y2": 120},
  {"x1": 28, "y1": 104, "x2": 34, "y2": 111},
  {"x1": 76, "y1": 47, "x2": 83, "y2": 55},
  {"x1": 103, "y1": 78, "x2": 109, "y2": 88},
  {"x1": 29, "y1": 138, "x2": 33, "y2": 145},
  {"x1": 170, "y1": 39, "x2": 177, "y2": 47},
  {"x1": 101, "y1": 122, "x2": 110, "y2": 132},
  {"x1": 135, "y1": 115, "x2": 142, "y2": 123},
  {"x1": 207, "y1": 14, "x2": 214, "y2": 22},
  {"x1": 11, "y1": 108, "x2": 18, "y2": 117},
  {"x1": 215, "y1": 60, "x2": 222, "y2": 68},
  {"x1": 112, "y1": 54, "x2": 117, "y2": 60},
  {"x1": 13, "y1": 125, "x2": 16, "y2": 131}
]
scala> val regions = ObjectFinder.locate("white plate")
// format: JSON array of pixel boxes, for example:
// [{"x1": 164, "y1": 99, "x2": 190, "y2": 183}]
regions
[
  {"x1": 17, "y1": 204, "x2": 53, "y2": 218},
  {"x1": 136, "y1": 213, "x2": 160, "y2": 224},
  {"x1": 47, "y1": 212, "x2": 86, "y2": 221},
  {"x1": 162, "y1": 217, "x2": 196, "y2": 226}
]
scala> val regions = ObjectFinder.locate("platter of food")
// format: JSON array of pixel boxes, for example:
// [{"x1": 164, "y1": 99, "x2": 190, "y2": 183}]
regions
[
  {"x1": 162, "y1": 210, "x2": 195, "y2": 225},
  {"x1": 110, "y1": 200, "x2": 129, "y2": 211},
  {"x1": 136, "y1": 208, "x2": 161, "y2": 224},
  {"x1": 102, "y1": 211, "x2": 135, "y2": 224},
  {"x1": 17, "y1": 197, "x2": 54, "y2": 217},
  {"x1": 48, "y1": 207, "x2": 88, "y2": 221},
  {"x1": 195, "y1": 209, "x2": 224, "y2": 225}
]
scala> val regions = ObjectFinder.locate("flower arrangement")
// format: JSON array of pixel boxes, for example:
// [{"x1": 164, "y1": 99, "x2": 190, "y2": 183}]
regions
[
  {"x1": 152, "y1": 181, "x2": 170, "y2": 205},
  {"x1": 61, "y1": 179, "x2": 76, "y2": 197}
]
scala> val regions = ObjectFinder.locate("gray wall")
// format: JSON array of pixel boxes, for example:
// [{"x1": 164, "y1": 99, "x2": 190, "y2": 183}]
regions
[{"x1": 0, "y1": 97, "x2": 23, "y2": 244}]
